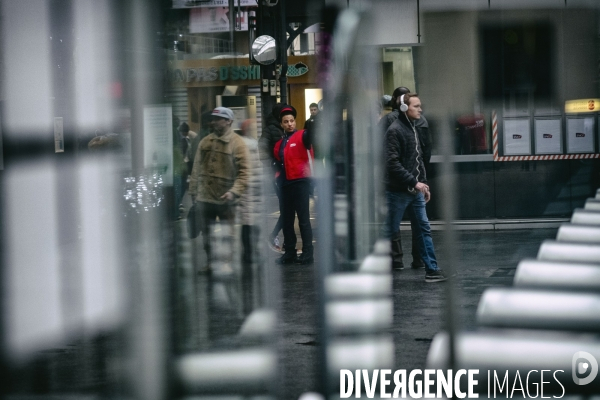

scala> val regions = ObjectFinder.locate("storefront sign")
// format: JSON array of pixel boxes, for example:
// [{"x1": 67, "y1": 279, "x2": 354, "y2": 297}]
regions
[
  {"x1": 534, "y1": 118, "x2": 562, "y2": 154},
  {"x1": 169, "y1": 55, "x2": 317, "y2": 87},
  {"x1": 171, "y1": 65, "x2": 260, "y2": 84},
  {"x1": 565, "y1": 98, "x2": 600, "y2": 114},
  {"x1": 503, "y1": 118, "x2": 531, "y2": 155},
  {"x1": 566, "y1": 116, "x2": 595, "y2": 153}
]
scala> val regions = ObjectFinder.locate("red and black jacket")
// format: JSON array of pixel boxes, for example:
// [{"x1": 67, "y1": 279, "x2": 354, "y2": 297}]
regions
[{"x1": 273, "y1": 129, "x2": 315, "y2": 181}]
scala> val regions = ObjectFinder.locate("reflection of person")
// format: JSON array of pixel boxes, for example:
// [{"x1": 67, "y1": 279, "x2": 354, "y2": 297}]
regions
[
  {"x1": 189, "y1": 111, "x2": 213, "y2": 175},
  {"x1": 174, "y1": 122, "x2": 198, "y2": 218},
  {"x1": 379, "y1": 95, "x2": 392, "y2": 120},
  {"x1": 258, "y1": 103, "x2": 285, "y2": 253},
  {"x1": 238, "y1": 119, "x2": 262, "y2": 264},
  {"x1": 303, "y1": 102, "x2": 319, "y2": 131},
  {"x1": 379, "y1": 86, "x2": 432, "y2": 269},
  {"x1": 189, "y1": 107, "x2": 249, "y2": 273},
  {"x1": 384, "y1": 94, "x2": 446, "y2": 282},
  {"x1": 178, "y1": 122, "x2": 198, "y2": 174},
  {"x1": 274, "y1": 105, "x2": 315, "y2": 265}
]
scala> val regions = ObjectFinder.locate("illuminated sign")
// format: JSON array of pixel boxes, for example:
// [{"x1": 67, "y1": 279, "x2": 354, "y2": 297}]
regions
[{"x1": 565, "y1": 99, "x2": 600, "y2": 113}]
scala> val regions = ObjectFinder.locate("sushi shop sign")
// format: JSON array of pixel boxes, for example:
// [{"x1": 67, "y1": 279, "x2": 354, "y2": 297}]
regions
[
  {"x1": 171, "y1": 64, "x2": 261, "y2": 85},
  {"x1": 169, "y1": 56, "x2": 315, "y2": 87}
]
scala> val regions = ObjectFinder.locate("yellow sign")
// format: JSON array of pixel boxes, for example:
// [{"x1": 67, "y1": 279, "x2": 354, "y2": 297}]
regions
[{"x1": 565, "y1": 99, "x2": 600, "y2": 113}]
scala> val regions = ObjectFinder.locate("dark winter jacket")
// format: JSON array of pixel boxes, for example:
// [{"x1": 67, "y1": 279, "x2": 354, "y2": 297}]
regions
[
  {"x1": 258, "y1": 114, "x2": 284, "y2": 163},
  {"x1": 384, "y1": 113, "x2": 427, "y2": 193},
  {"x1": 379, "y1": 109, "x2": 432, "y2": 171}
]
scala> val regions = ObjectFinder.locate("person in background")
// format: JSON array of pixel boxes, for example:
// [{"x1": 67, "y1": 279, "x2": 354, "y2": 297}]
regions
[
  {"x1": 174, "y1": 122, "x2": 198, "y2": 218},
  {"x1": 274, "y1": 105, "x2": 315, "y2": 265},
  {"x1": 189, "y1": 107, "x2": 249, "y2": 274},
  {"x1": 189, "y1": 111, "x2": 213, "y2": 175},
  {"x1": 258, "y1": 103, "x2": 285, "y2": 253},
  {"x1": 384, "y1": 93, "x2": 446, "y2": 282},
  {"x1": 303, "y1": 102, "x2": 320, "y2": 131},
  {"x1": 379, "y1": 86, "x2": 432, "y2": 269},
  {"x1": 238, "y1": 119, "x2": 262, "y2": 264},
  {"x1": 379, "y1": 94, "x2": 393, "y2": 120}
]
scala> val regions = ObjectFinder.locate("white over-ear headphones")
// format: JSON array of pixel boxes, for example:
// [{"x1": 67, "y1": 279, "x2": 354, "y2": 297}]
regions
[{"x1": 399, "y1": 94, "x2": 408, "y2": 112}]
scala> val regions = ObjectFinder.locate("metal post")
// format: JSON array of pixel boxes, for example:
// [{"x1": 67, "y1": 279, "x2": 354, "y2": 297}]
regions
[
  {"x1": 279, "y1": 0, "x2": 288, "y2": 104},
  {"x1": 229, "y1": 0, "x2": 235, "y2": 54}
]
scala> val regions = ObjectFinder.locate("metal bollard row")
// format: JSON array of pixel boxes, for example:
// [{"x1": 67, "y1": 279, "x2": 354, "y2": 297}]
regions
[
  {"x1": 325, "y1": 239, "x2": 395, "y2": 393},
  {"x1": 427, "y1": 193, "x2": 600, "y2": 395}
]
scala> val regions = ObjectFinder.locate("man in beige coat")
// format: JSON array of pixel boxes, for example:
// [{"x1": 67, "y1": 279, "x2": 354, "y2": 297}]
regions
[{"x1": 189, "y1": 107, "x2": 249, "y2": 273}]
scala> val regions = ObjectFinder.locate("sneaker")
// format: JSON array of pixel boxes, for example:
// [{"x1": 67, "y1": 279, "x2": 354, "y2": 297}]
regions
[
  {"x1": 392, "y1": 261, "x2": 405, "y2": 270},
  {"x1": 411, "y1": 259, "x2": 426, "y2": 269},
  {"x1": 295, "y1": 252, "x2": 314, "y2": 265},
  {"x1": 425, "y1": 270, "x2": 448, "y2": 283},
  {"x1": 276, "y1": 252, "x2": 297, "y2": 265},
  {"x1": 268, "y1": 237, "x2": 284, "y2": 254}
]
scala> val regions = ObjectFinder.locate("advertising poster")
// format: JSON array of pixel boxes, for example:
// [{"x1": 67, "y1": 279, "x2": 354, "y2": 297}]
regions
[
  {"x1": 143, "y1": 105, "x2": 173, "y2": 185},
  {"x1": 503, "y1": 118, "x2": 531, "y2": 155},
  {"x1": 566, "y1": 117, "x2": 595, "y2": 154},
  {"x1": 534, "y1": 118, "x2": 562, "y2": 154},
  {"x1": 189, "y1": 7, "x2": 249, "y2": 33}
]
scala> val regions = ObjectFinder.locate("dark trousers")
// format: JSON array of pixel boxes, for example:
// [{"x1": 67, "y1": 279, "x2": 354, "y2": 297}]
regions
[
  {"x1": 241, "y1": 225, "x2": 260, "y2": 264},
  {"x1": 199, "y1": 202, "x2": 235, "y2": 264},
  {"x1": 391, "y1": 207, "x2": 425, "y2": 265},
  {"x1": 174, "y1": 173, "x2": 187, "y2": 218},
  {"x1": 281, "y1": 180, "x2": 313, "y2": 255}
]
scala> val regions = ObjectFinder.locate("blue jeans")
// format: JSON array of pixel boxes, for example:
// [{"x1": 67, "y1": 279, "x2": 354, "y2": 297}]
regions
[{"x1": 384, "y1": 191, "x2": 439, "y2": 272}]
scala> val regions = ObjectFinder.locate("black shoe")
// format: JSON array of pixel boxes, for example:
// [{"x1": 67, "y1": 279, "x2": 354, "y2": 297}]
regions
[
  {"x1": 411, "y1": 259, "x2": 426, "y2": 269},
  {"x1": 425, "y1": 270, "x2": 448, "y2": 283},
  {"x1": 276, "y1": 253, "x2": 297, "y2": 265},
  {"x1": 296, "y1": 252, "x2": 314, "y2": 265},
  {"x1": 392, "y1": 261, "x2": 405, "y2": 270}
]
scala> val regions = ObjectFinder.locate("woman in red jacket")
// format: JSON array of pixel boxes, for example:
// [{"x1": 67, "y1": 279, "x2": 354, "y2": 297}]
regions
[{"x1": 273, "y1": 105, "x2": 315, "y2": 265}]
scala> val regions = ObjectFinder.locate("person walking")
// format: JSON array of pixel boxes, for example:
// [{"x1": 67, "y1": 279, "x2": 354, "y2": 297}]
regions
[
  {"x1": 173, "y1": 122, "x2": 198, "y2": 218},
  {"x1": 303, "y1": 102, "x2": 320, "y2": 131},
  {"x1": 273, "y1": 105, "x2": 315, "y2": 265},
  {"x1": 379, "y1": 86, "x2": 432, "y2": 269},
  {"x1": 384, "y1": 93, "x2": 446, "y2": 282},
  {"x1": 188, "y1": 107, "x2": 249, "y2": 274},
  {"x1": 258, "y1": 103, "x2": 285, "y2": 253},
  {"x1": 238, "y1": 119, "x2": 262, "y2": 264}
]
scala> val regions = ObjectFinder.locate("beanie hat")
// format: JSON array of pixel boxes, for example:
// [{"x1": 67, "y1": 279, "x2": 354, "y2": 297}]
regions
[
  {"x1": 279, "y1": 104, "x2": 297, "y2": 122},
  {"x1": 178, "y1": 122, "x2": 190, "y2": 133}
]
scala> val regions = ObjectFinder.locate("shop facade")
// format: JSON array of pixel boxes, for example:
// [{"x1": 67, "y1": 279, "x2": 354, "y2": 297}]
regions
[
  {"x1": 168, "y1": 54, "x2": 321, "y2": 136},
  {"x1": 380, "y1": 8, "x2": 600, "y2": 221}
]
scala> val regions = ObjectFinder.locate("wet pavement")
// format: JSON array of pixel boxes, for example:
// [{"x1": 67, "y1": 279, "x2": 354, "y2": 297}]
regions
[
  {"x1": 263, "y1": 227, "x2": 559, "y2": 398},
  {"x1": 2, "y1": 199, "x2": 559, "y2": 398}
]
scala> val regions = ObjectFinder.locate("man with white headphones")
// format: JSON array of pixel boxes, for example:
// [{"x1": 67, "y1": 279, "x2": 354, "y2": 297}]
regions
[
  {"x1": 383, "y1": 93, "x2": 446, "y2": 283},
  {"x1": 379, "y1": 87, "x2": 432, "y2": 270}
]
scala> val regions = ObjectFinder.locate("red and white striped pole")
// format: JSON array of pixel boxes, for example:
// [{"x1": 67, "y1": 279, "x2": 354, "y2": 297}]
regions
[{"x1": 492, "y1": 110, "x2": 499, "y2": 161}]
